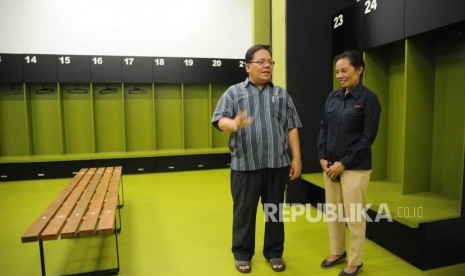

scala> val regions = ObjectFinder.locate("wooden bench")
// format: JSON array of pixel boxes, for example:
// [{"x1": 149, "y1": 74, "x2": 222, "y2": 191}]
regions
[{"x1": 21, "y1": 166, "x2": 124, "y2": 276}]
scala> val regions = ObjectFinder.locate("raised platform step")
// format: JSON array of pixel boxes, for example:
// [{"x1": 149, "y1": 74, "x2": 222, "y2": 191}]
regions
[{"x1": 301, "y1": 173, "x2": 461, "y2": 228}]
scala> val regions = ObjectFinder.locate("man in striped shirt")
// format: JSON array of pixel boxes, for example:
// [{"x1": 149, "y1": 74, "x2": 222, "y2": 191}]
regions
[{"x1": 211, "y1": 44, "x2": 302, "y2": 273}]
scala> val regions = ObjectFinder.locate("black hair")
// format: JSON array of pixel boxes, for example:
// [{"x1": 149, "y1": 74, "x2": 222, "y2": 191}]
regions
[
  {"x1": 245, "y1": 44, "x2": 272, "y2": 63},
  {"x1": 334, "y1": 50, "x2": 365, "y2": 76}
]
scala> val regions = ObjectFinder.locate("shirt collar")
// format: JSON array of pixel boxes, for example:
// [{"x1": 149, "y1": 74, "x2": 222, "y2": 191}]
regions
[
  {"x1": 243, "y1": 78, "x2": 274, "y2": 90},
  {"x1": 337, "y1": 81, "x2": 363, "y2": 99}
]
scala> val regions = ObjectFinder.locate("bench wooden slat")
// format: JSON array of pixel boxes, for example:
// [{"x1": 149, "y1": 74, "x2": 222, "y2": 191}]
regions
[
  {"x1": 78, "y1": 167, "x2": 114, "y2": 236},
  {"x1": 22, "y1": 166, "x2": 123, "y2": 245},
  {"x1": 98, "y1": 169, "x2": 121, "y2": 235},
  {"x1": 21, "y1": 168, "x2": 89, "y2": 243},
  {"x1": 60, "y1": 167, "x2": 106, "y2": 238},
  {"x1": 40, "y1": 168, "x2": 102, "y2": 240}
]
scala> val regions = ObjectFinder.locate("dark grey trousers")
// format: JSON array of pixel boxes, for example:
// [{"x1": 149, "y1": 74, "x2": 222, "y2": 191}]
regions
[{"x1": 230, "y1": 167, "x2": 288, "y2": 261}]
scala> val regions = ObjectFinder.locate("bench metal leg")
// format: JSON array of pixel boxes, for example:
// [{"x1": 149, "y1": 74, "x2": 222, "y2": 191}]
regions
[
  {"x1": 39, "y1": 240, "x2": 47, "y2": 276},
  {"x1": 117, "y1": 178, "x2": 125, "y2": 208},
  {"x1": 116, "y1": 196, "x2": 122, "y2": 233},
  {"x1": 114, "y1": 218, "x2": 121, "y2": 274},
  {"x1": 37, "y1": 228, "x2": 121, "y2": 276},
  {"x1": 58, "y1": 229, "x2": 120, "y2": 276}
]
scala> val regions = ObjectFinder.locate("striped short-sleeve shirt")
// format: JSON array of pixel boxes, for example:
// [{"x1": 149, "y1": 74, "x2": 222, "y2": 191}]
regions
[{"x1": 211, "y1": 78, "x2": 302, "y2": 171}]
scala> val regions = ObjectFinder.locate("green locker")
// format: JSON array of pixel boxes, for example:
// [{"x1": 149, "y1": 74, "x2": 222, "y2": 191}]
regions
[
  {"x1": 92, "y1": 84, "x2": 125, "y2": 153},
  {"x1": 183, "y1": 84, "x2": 210, "y2": 149},
  {"x1": 404, "y1": 37, "x2": 435, "y2": 194},
  {"x1": 154, "y1": 84, "x2": 183, "y2": 150},
  {"x1": 211, "y1": 84, "x2": 230, "y2": 150},
  {"x1": 124, "y1": 84, "x2": 155, "y2": 152},
  {"x1": 429, "y1": 30, "x2": 465, "y2": 202},
  {"x1": 27, "y1": 83, "x2": 63, "y2": 155},
  {"x1": 61, "y1": 83, "x2": 94, "y2": 154},
  {"x1": 0, "y1": 86, "x2": 29, "y2": 156},
  {"x1": 365, "y1": 42, "x2": 406, "y2": 184},
  {"x1": 363, "y1": 48, "x2": 390, "y2": 181}
]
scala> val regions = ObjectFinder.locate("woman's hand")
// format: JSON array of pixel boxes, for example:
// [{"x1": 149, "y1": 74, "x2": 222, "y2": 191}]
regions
[
  {"x1": 320, "y1": 159, "x2": 330, "y2": 174},
  {"x1": 327, "y1": 161, "x2": 345, "y2": 180}
]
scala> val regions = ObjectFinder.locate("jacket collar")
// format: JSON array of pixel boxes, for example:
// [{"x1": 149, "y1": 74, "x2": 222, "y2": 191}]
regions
[{"x1": 337, "y1": 81, "x2": 363, "y2": 99}]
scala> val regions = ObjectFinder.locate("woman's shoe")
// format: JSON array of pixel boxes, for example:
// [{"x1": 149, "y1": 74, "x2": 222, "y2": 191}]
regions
[
  {"x1": 339, "y1": 263, "x2": 363, "y2": 276},
  {"x1": 320, "y1": 251, "x2": 347, "y2": 268}
]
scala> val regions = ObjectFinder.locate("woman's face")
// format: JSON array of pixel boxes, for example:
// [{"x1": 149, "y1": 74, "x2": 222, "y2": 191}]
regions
[{"x1": 335, "y1": 57, "x2": 363, "y2": 92}]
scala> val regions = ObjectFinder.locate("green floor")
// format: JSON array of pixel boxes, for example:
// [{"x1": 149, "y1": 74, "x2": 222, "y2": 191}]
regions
[{"x1": 1, "y1": 168, "x2": 464, "y2": 276}]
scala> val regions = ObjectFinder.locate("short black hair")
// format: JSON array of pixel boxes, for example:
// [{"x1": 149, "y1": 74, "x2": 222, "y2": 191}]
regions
[
  {"x1": 334, "y1": 50, "x2": 365, "y2": 73},
  {"x1": 245, "y1": 44, "x2": 272, "y2": 63}
]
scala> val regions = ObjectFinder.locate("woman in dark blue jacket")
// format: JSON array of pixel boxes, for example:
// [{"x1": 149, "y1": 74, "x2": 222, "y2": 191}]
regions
[{"x1": 317, "y1": 50, "x2": 381, "y2": 276}]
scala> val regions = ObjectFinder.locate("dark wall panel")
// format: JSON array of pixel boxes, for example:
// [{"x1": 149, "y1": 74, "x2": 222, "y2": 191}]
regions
[
  {"x1": 362, "y1": 0, "x2": 405, "y2": 49},
  {"x1": 286, "y1": 0, "x2": 353, "y2": 174},
  {"x1": 332, "y1": 1, "x2": 364, "y2": 56},
  {"x1": 23, "y1": 54, "x2": 58, "y2": 83},
  {"x1": 0, "y1": 54, "x2": 23, "y2": 83},
  {"x1": 122, "y1": 56, "x2": 153, "y2": 83},
  {"x1": 152, "y1": 57, "x2": 182, "y2": 83},
  {"x1": 181, "y1": 58, "x2": 211, "y2": 83},
  {"x1": 90, "y1": 56, "x2": 122, "y2": 83},
  {"x1": 405, "y1": 0, "x2": 465, "y2": 37},
  {"x1": 57, "y1": 55, "x2": 91, "y2": 83}
]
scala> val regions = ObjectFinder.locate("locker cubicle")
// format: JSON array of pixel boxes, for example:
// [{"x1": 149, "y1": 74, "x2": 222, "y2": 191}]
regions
[{"x1": 0, "y1": 54, "x2": 247, "y2": 179}]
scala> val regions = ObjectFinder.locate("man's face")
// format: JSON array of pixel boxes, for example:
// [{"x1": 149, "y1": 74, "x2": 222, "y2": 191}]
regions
[{"x1": 245, "y1": 49, "x2": 273, "y2": 87}]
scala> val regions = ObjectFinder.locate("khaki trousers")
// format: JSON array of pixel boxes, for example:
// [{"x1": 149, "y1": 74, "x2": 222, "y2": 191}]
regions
[{"x1": 323, "y1": 170, "x2": 371, "y2": 266}]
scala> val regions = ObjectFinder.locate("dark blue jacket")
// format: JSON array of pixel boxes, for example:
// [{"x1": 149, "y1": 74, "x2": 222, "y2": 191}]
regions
[{"x1": 317, "y1": 82, "x2": 381, "y2": 170}]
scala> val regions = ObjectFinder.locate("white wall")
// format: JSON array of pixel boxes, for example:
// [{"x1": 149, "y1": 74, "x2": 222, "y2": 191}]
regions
[{"x1": 0, "y1": 0, "x2": 251, "y2": 58}]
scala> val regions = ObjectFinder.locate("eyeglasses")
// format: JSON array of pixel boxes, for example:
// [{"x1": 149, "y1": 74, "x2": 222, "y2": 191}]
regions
[{"x1": 248, "y1": 59, "x2": 275, "y2": 66}]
